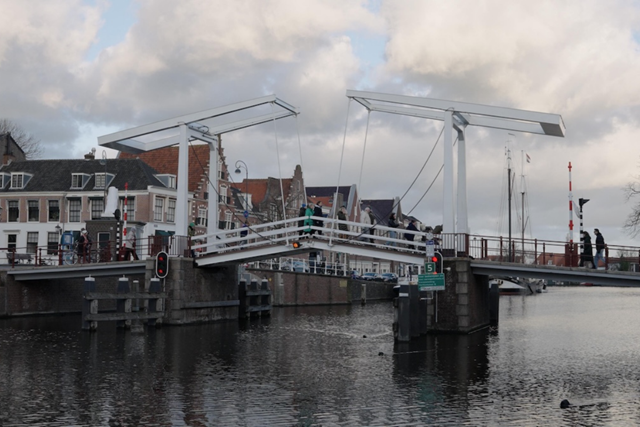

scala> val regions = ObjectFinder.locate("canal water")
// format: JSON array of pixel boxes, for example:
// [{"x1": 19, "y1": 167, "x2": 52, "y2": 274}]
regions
[{"x1": 2, "y1": 286, "x2": 640, "y2": 426}]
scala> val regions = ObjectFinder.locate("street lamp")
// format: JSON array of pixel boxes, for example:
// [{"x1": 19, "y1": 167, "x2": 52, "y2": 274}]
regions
[{"x1": 234, "y1": 160, "x2": 249, "y2": 215}]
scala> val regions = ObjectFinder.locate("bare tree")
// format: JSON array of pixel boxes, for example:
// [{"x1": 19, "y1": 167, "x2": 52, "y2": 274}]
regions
[
  {"x1": 0, "y1": 119, "x2": 42, "y2": 159},
  {"x1": 623, "y1": 178, "x2": 640, "y2": 236}
]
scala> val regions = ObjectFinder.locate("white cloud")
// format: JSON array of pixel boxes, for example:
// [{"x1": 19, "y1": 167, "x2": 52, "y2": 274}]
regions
[{"x1": 2, "y1": 0, "x2": 640, "y2": 246}]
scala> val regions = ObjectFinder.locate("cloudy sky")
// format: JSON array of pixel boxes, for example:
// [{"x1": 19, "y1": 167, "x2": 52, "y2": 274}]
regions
[{"x1": 2, "y1": 0, "x2": 640, "y2": 248}]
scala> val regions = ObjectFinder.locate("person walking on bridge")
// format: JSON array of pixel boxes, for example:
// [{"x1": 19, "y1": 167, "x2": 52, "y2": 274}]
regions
[
  {"x1": 298, "y1": 204, "x2": 306, "y2": 236},
  {"x1": 594, "y1": 228, "x2": 606, "y2": 269},
  {"x1": 581, "y1": 230, "x2": 594, "y2": 269},
  {"x1": 313, "y1": 201, "x2": 324, "y2": 235},
  {"x1": 404, "y1": 220, "x2": 418, "y2": 250},
  {"x1": 337, "y1": 206, "x2": 348, "y2": 239},
  {"x1": 304, "y1": 203, "x2": 314, "y2": 235}
]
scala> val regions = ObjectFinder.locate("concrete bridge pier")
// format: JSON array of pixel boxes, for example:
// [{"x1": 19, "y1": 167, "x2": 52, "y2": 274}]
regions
[{"x1": 426, "y1": 258, "x2": 490, "y2": 333}]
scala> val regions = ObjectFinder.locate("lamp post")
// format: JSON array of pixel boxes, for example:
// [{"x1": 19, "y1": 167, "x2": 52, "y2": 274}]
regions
[{"x1": 234, "y1": 160, "x2": 249, "y2": 216}]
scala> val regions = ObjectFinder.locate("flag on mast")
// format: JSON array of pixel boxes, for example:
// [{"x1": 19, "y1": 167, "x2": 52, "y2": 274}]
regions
[{"x1": 526, "y1": 153, "x2": 531, "y2": 163}]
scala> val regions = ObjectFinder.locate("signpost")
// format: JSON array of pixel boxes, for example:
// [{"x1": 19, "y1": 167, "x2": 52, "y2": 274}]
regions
[
  {"x1": 418, "y1": 273, "x2": 445, "y2": 291},
  {"x1": 426, "y1": 240, "x2": 435, "y2": 257}
]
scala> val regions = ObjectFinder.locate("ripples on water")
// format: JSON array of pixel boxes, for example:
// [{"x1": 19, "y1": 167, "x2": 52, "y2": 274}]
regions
[{"x1": 2, "y1": 287, "x2": 640, "y2": 426}]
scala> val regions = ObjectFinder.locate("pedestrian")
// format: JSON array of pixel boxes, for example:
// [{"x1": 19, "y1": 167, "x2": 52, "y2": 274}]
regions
[
  {"x1": 188, "y1": 222, "x2": 196, "y2": 257},
  {"x1": 361, "y1": 207, "x2": 374, "y2": 243},
  {"x1": 594, "y1": 228, "x2": 606, "y2": 269},
  {"x1": 304, "y1": 203, "x2": 314, "y2": 235},
  {"x1": 387, "y1": 213, "x2": 399, "y2": 246},
  {"x1": 581, "y1": 230, "x2": 594, "y2": 268},
  {"x1": 77, "y1": 229, "x2": 92, "y2": 263},
  {"x1": 337, "y1": 206, "x2": 348, "y2": 239},
  {"x1": 405, "y1": 220, "x2": 418, "y2": 250},
  {"x1": 240, "y1": 221, "x2": 249, "y2": 246},
  {"x1": 125, "y1": 228, "x2": 139, "y2": 260},
  {"x1": 313, "y1": 201, "x2": 324, "y2": 235},
  {"x1": 298, "y1": 204, "x2": 306, "y2": 236}
]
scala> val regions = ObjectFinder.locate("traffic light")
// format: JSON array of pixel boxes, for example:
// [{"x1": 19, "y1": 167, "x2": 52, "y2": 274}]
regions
[
  {"x1": 291, "y1": 241, "x2": 302, "y2": 249},
  {"x1": 155, "y1": 251, "x2": 169, "y2": 278},
  {"x1": 431, "y1": 252, "x2": 443, "y2": 274}
]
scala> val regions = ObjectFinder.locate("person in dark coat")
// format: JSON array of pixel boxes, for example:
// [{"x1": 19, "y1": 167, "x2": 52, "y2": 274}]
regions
[
  {"x1": 581, "y1": 231, "x2": 594, "y2": 268},
  {"x1": 405, "y1": 220, "x2": 418, "y2": 250},
  {"x1": 313, "y1": 201, "x2": 324, "y2": 235},
  {"x1": 298, "y1": 204, "x2": 306, "y2": 236},
  {"x1": 387, "y1": 213, "x2": 399, "y2": 246},
  {"x1": 593, "y1": 228, "x2": 605, "y2": 269},
  {"x1": 337, "y1": 206, "x2": 348, "y2": 239}
]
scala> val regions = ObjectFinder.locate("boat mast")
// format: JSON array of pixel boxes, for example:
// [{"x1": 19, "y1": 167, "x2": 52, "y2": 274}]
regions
[
  {"x1": 507, "y1": 147, "x2": 512, "y2": 262},
  {"x1": 521, "y1": 150, "x2": 526, "y2": 261}
]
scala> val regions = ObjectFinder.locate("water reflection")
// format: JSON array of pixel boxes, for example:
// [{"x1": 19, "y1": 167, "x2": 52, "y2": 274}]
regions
[{"x1": 2, "y1": 288, "x2": 640, "y2": 425}]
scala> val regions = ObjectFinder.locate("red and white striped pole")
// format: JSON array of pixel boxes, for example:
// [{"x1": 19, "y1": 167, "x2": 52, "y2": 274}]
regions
[{"x1": 568, "y1": 162, "x2": 574, "y2": 244}]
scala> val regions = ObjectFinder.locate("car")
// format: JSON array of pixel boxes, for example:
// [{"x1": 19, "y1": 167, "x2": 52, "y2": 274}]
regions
[
  {"x1": 361, "y1": 272, "x2": 381, "y2": 281},
  {"x1": 380, "y1": 273, "x2": 398, "y2": 283},
  {"x1": 280, "y1": 260, "x2": 309, "y2": 273}
]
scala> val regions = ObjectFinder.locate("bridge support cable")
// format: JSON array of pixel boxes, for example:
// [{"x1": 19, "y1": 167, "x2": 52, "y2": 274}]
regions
[
  {"x1": 328, "y1": 98, "x2": 353, "y2": 248},
  {"x1": 356, "y1": 110, "x2": 372, "y2": 224}
]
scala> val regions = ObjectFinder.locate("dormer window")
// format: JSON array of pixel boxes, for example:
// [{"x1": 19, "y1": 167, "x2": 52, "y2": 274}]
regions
[
  {"x1": 71, "y1": 173, "x2": 91, "y2": 189},
  {"x1": 94, "y1": 172, "x2": 115, "y2": 189},
  {"x1": 10, "y1": 172, "x2": 32, "y2": 189},
  {"x1": 0, "y1": 172, "x2": 10, "y2": 188},
  {"x1": 155, "y1": 174, "x2": 177, "y2": 189}
]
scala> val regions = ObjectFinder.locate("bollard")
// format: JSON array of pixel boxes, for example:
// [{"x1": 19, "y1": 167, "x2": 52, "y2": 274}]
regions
[
  {"x1": 419, "y1": 289, "x2": 429, "y2": 335},
  {"x1": 409, "y1": 284, "x2": 420, "y2": 338},
  {"x1": 238, "y1": 279, "x2": 247, "y2": 319},
  {"x1": 148, "y1": 278, "x2": 162, "y2": 327},
  {"x1": 261, "y1": 279, "x2": 271, "y2": 316},
  {"x1": 116, "y1": 277, "x2": 131, "y2": 329},
  {"x1": 396, "y1": 283, "x2": 410, "y2": 342},
  {"x1": 82, "y1": 277, "x2": 97, "y2": 331},
  {"x1": 489, "y1": 281, "x2": 500, "y2": 326},
  {"x1": 361, "y1": 282, "x2": 367, "y2": 306},
  {"x1": 132, "y1": 279, "x2": 140, "y2": 312}
]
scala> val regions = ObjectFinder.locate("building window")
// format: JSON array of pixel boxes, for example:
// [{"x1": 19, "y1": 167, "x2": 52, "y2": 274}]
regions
[
  {"x1": 7, "y1": 234, "x2": 16, "y2": 250},
  {"x1": 269, "y1": 203, "x2": 278, "y2": 221},
  {"x1": 48, "y1": 200, "x2": 59, "y2": 222},
  {"x1": 69, "y1": 199, "x2": 81, "y2": 222},
  {"x1": 197, "y1": 207, "x2": 207, "y2": 226},
  {"x1": 11, "y1": 173, "x2": 24, "y2": 189},
  {"x1": 47, "y1": 232, "x2": 58, "y2": 255},
  {"x1": 71, "y1": 174, "x2": 83, "y2": 189},
  {"x1": 95, "y1": 173, "x2": 106, "y2": 189},
  {"x1": 8, "y1": 200, "x2": 18, "y2": 222},
  {"x1": 26, "y1": 232, "x2": 38, "y2": 254},
  {"x1": 28, "y1": 200, "x2": 39, "y2": 222},
  {"x1": 154, "y1": 197, "x2": 165, "y2": 222},
  {"x1": 167, "y1": 199, "x2": 176, "y2": 223},
  {"x1": 225, "y1": 211, "x2": 232, "y2": 229},
  {"x1": 119, "y1": 197, "x2": 135, "y2": 221},
  {"x1": 91, "y1": 199, "x2": 104, "y2": 220}
]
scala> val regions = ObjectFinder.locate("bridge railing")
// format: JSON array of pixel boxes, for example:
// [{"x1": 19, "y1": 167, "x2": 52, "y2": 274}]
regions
[
  {"x1": 192, "y1": 215, "x2": 437, "y2": 256},
  {"x1": 1, "y1": 236, "x2": 193, "y2": 268},
  {"x1": 467, "y1": 234, "x2": 640, "y2": 271}
]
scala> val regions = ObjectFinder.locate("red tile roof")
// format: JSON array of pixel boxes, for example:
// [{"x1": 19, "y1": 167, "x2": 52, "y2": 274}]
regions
[{"x1": 118, "y1": 145, "x2": 210, "y2": 193}]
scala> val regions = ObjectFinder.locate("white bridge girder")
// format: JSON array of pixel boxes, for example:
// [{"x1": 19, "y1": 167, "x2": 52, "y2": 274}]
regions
[
  {"x1": 98, "y1": 95, "x2": 299, "y2": 237},
  {"x1": 346, "y1": 90, "x2": 565, "y2": 246}
]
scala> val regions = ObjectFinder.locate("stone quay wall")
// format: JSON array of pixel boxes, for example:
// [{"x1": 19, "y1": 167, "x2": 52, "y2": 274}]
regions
[{"x1": 252, "y1": 269, "x2": 396, "y2": 306}]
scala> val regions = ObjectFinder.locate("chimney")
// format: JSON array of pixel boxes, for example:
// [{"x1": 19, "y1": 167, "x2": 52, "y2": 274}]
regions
[{"x1": 84, "y1": 148, "x2": 96, "y2": 160}]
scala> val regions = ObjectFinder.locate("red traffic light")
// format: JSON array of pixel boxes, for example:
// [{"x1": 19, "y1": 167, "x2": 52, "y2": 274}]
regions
[
  {"x1": 156, "y1": 251, "x2": 169, "y2": 278},
  {"x1": 292, "y1": 241, "x2": 302, "y2": 249}
]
